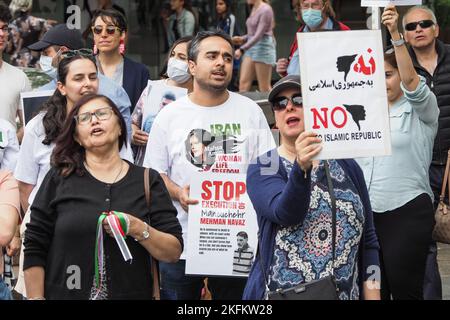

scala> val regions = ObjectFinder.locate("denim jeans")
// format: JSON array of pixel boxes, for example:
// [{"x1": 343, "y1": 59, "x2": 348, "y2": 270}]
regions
[
  {"x1": 159, "y1": 260, "x2": 204, "y2": 300},
  {"x1": 0, "y1": 276, "x2": 12, "y2": 300},
  {"x1": 159, "y1": 260, "x2": 248, "y2": 300}
]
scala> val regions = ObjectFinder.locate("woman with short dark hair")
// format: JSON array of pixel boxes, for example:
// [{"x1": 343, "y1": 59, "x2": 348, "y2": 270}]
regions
[{"x1": 90, "y1": 9, "x2": 149, "y2": 110}]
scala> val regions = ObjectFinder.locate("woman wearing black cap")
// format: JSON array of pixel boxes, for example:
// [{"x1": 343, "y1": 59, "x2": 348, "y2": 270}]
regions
[{"x1": 243, "y1": 75, "x2": 380, "y2": 300}]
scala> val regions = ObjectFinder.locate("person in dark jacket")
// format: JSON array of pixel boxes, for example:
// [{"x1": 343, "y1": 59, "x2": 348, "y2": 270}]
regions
[
  {"x1": 90, "y1": 9, "x2": 149, "y2": 112},
  {"x1": 23, "y1": 94, "x2": 182, "y2": 300},
  {"x1": 276, "y1": 0, "x2": 350, "y2": 77},
  {"x1": 403, "y1": 5, "x2": 450, "y2": 300},
  {"x1": 243, "y1": 75, "x2": 381, "y2": 300}
]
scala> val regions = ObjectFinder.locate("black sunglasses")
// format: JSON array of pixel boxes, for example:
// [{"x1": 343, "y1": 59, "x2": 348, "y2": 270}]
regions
[
  {"x1": 61, "y1": 48, "x2": 94, "y2": 59},
  {"x1": 405, "y1": 20, "x2": 434, "y2": 31},
  {"x1": 271, "y1": 94, "x2": 303, "y2": 111},
  {"x1": 92, "y1": 25, "x2": 121, "y2": 35}
]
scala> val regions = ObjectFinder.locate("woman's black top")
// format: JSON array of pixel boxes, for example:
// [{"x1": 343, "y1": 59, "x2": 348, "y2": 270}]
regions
[{"x1": 23, "y1": 162, "x2": 182, "y2": 300}]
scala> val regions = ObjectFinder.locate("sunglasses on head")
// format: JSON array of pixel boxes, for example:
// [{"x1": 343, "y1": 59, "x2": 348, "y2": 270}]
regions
[
  {"x1": 271, "y1": 93, "x2": 303, "y2": 111},
  {"x1": 405, "y1": 20, "x2": 434, "y2": 31},
  {"x1": 92, "y1": 25, "x2": 121, "y2": 35},
  {"x1": 61, "y1": 48, "x2": 94, "y2": 59}
]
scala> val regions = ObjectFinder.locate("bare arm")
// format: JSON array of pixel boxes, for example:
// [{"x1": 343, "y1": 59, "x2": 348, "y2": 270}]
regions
[
  {"x1": 24, "y1": 266, "x2": 45, "y2": 300},
  {"x1": 160, "y1": 173, "x2": 198, "y2": 212},
  {"x1": 382, "y1": 5, "x2": 420, "y2": 91},
  {"x1": 0, "y1": 206, "x2": 19, "y2": 246},
  {"x1": 363, "y1": 281, "x2": 381, "y2": 300},
  {"x1": 128, "y1": 216, "x2": 182, "y2": 263},
  {"x1": 18, "y1": 181, "x2": 34, "y2": 213}
]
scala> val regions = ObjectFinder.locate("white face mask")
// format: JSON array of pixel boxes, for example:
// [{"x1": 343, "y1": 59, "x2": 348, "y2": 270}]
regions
[
  {"x1": 167, "y1": 57, "x2": 191, "y2": 84},
  {"x1": 39, "y1": 54, "x2": 57, "y2": 79}
]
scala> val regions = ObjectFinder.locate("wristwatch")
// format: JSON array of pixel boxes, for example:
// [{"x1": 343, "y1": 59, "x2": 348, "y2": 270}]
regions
[
  {"x1": 135, "y1": 222, "x2": 150, "y2": 242},
  {"x1": 390, "y1": 33, "x2": 405, "y2": 47}
]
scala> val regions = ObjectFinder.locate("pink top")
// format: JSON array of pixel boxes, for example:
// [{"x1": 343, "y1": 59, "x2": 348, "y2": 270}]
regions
[
  {"x1": 0, "y1": 170, "x2": 20, "y2": 274},
  {"x1": 241, "y1": 3, "x2": 274, "y2": 51}
]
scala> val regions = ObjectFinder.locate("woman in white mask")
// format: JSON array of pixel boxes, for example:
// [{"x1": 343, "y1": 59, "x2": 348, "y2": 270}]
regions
[
  {"x1": 276, "y1": 0, "x2": 350, "y2": 77},
  {"x1": 131, "y1": 36, "x2": 193, "y2": 166}
]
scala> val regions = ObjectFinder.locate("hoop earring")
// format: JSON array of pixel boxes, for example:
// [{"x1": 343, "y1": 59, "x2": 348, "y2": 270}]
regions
[{"x1": 119, "y1": 39, "x2": 125, "y2": 55}]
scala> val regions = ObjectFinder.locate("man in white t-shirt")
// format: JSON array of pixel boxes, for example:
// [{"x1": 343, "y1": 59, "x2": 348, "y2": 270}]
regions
[
  {"x1": 143, "y1": 30, "x2": 275, "y2": 300},
  {"x1": 0, "y1": 4, "x2": 31, "y2": 142}
]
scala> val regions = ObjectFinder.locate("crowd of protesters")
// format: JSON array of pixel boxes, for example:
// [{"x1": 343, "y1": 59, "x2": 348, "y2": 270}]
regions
[{"x1": 0, "y1": 0, "x2": 449, "y2": 301}]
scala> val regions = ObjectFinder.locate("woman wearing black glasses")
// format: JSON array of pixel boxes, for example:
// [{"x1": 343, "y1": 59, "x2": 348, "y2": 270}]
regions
[
  {"x1": 13, "y1": 52, "x2": 133, "y2": 299},
  {"x1": 23, "y1": 93, "x2": 182, "y2": 300},
  {"x1": 243, "y1": 74, "x2": 381, "y2": 300},
  {"x1": 356, "y1": 6, "x2": 439, "y2": 300},
  {"x1": 90, "y1": 9, "x2": 149, "y2": 111}
]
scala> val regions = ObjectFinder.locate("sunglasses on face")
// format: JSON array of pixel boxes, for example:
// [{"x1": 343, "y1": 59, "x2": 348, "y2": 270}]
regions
[
  {"x1": 405, "y1": 20, "x2": 434, "y2": 31},
  {"x1": 61, "y1": 48, "x2": 94, "y2": 59},
  {"x1": 75, "y1": 107, "x2": 114, "y2": 125},
  {"x1": 92, "y1": 25, "x2": 121, "y2": 35},
  {"x1": 271, "y1": 94, "x2": 303, "y2": 111}
]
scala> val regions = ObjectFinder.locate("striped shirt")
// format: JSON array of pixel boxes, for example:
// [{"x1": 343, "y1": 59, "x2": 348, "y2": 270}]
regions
[{"x1": 233, "y1": 247, "x2": 254, "y2": 275}]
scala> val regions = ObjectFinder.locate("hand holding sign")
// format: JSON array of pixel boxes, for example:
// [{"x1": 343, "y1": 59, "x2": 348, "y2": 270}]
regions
[
  {"x1": 179, "y1": 185, "x2": 199, "y2": 212},
  {"x1": 381, "y1": 5, "x2": 400, "y2": 34},
  {"x1": 295, "y1": 131, "x2": 322, "y2": 172}
]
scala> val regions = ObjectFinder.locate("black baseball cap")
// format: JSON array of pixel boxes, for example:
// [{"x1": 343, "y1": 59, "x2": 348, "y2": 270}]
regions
[
  {"x1": 268, "y1": 75, "x2": 302, "y2": 103},
  {"x1": 28, "y1": 24, "x2": 84, "y2": 51}
]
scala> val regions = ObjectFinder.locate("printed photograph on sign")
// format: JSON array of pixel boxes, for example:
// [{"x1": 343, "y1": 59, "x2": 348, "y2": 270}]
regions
[
  {"x1": 298, "y1": 30, "x2": 391, "y2": 160},
  {"x1": 142, "y1": 80, "x2": 188, "y2": 134},
  {"x1": 185, "y1": 173, "x2": 258, "y2": 277},
  {"x1": 361, "y1": 0, "x2": 422, "y2": 7},
  {"x1": 20, "y1": 90, "x2": 54, "y2": 126}
]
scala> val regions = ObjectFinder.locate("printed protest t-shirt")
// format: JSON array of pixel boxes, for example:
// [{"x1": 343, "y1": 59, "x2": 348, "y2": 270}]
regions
[{"x1": 144, "y1": 92, "x2": 275, "y2": 257}]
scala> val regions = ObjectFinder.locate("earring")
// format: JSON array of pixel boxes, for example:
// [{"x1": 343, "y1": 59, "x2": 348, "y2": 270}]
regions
[
  {"x1": 93, "y1": 44, "x2": 98, "y2": 55},
  {"x1": 119, "y1": 39, "x2": 125, "y2": 55}
]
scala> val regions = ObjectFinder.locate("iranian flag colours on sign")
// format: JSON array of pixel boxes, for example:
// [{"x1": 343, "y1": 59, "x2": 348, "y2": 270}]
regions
[{"x1": 298, "y1": 30, "x2": 391, "y2": 160}]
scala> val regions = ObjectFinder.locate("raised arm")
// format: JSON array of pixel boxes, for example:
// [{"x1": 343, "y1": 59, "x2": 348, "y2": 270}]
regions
[{"x1": 382, "y1": 5, "x2": 420, "y2": 91}]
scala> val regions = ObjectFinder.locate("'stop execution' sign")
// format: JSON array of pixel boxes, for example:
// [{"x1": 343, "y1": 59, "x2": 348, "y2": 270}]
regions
[{"x1": 361, "y1": 0, "x2": 422, "y2": 6}]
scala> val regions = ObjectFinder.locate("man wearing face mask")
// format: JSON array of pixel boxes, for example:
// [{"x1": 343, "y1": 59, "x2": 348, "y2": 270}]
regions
[
  {"x1": 27, "y1": 24, "x2": 132, "y2": 141},
  {"x1": 276, "y1": 0, "x2": 350, "y2": 77},
  {"x1": 131, "y1": 36, "x2": 193, "y2": 166}
]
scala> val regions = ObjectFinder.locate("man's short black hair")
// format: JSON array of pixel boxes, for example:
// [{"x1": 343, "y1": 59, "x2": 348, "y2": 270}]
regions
[
  {"x1": 188, "y1": 30, "x2": 234, "y2": 63},
  {"x1": 0, "y1": 2, "x2": 12, "y2": 24},
  {"x1": 237, "y1": 231, "x2": 248, "y2": 239}
]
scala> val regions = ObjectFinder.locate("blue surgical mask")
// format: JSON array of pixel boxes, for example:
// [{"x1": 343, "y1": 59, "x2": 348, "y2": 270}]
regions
[
  {"x1": 39, "y1": 54, "x2": 57, "y2": 79},
  {"x1": 302, "y1": 9, "x2": 323, "y2": 29}
]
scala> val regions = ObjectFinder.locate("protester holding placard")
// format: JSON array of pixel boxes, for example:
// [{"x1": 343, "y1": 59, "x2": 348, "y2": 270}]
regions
[
  {"x1": 23, "y1": 94, "x2": 182, "y2": 300},
  {"x1": 144, "y1": 30, "x2": 274, "y2": 300},
  {"x1": 356, "y1": 5, "x2": 439, "y2": 300},
  {"x1": 276, "y1": 0, "x2": 350, "y2": 77},
  {"x1": 131, "y1": 36, "x2": 192, "y2": 166},
  {"x1": 404, "y1": 5, "x2": 450, "y2": 300},
  {"x1": 243, "y1": 75, "x2": 380, "y2": 300},
  {"x1": 13, "y1": 52, "x2": 133, "y2": 299}
]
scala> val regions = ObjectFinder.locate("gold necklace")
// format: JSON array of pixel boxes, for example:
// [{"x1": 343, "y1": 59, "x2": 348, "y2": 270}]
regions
[{"x1": 85, "y1": 160, "x2": 124, "y2": 184}]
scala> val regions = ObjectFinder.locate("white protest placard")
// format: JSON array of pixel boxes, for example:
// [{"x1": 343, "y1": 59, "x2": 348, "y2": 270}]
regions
[
  {"x1": 298, "y1": 30, "x2": 391, "y2": 160},
  {"x1": 20, "y1": 90, "x2": 54, "y2": 126},
  {"x1": 142, "y1": 80, "x2": 187, "y2": 133},
  {"x1": 361, "y1": 0, "x2": 421, "y2": 6},
  {"x1": 186, "y1": 172, "x2": 258, "y2": 277}
]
